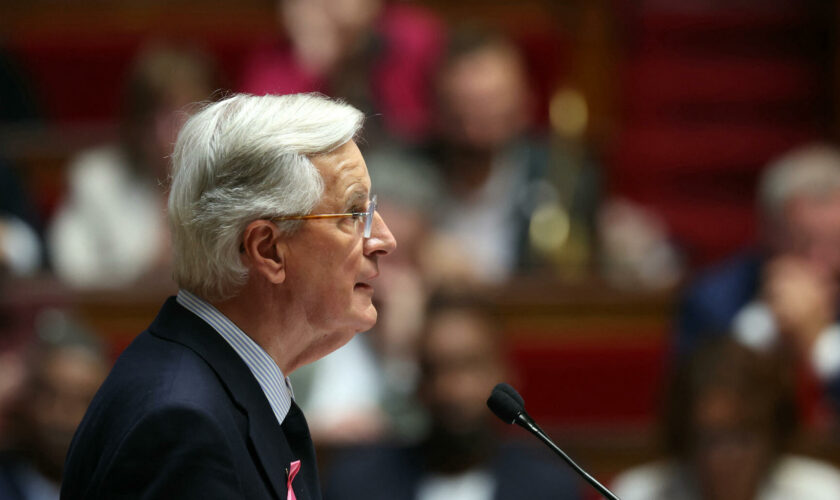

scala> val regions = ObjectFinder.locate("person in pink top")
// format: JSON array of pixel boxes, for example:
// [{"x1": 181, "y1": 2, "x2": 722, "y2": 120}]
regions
[{"x1": 240, "y1": 0, "x2": 444, "y2": 146}]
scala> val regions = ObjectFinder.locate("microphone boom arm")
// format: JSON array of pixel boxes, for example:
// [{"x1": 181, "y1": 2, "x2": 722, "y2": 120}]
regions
[
  {"x1": 487, "y1": 383, "x2": 620, "y2": 500},
  {"x1": 513, "y1": 413, "x2": 619, "y2": 500}
]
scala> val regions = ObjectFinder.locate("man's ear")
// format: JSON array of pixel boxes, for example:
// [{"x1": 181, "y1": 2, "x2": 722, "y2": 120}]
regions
[{"x1": 241, "y1": 220, "x2": 286, "y2": 284}]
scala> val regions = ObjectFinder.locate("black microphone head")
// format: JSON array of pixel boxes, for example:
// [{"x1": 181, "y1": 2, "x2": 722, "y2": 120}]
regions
[
  {"x1": 495, "y1": 382, "x2": 524, "y2": 407},
  {"x1": 487, "y1": 383, "x2": 525, "y2": 424}
]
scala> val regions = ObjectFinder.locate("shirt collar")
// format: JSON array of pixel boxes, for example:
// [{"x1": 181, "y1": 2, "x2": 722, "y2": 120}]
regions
[{"x1": 176, "y1": 289, "x2": 294, "y2": 425}]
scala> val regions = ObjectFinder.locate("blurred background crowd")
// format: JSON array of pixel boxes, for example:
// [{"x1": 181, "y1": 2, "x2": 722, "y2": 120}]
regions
[{"x1": 3, "y1": 0, "x2": 840, "y2": 499}]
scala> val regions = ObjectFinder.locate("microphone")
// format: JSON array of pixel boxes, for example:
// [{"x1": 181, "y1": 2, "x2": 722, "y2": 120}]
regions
[{"x1": 487, "y1": 383, "x2": 620, "y2": 500}]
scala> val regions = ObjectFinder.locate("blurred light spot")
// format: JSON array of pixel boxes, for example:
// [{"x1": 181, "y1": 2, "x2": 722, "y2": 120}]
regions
[
  {"x1": 529, "y1": 203, "x2": 570, "y2": 255},
  {"x1": 550, "y1": 88, "x2": 588, "y2": 138}
]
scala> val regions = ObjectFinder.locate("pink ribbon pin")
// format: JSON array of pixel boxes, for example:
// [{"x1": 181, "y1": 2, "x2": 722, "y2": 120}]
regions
[{"x1": 286, "y1": 460, "x2": 301, "y2": 500}]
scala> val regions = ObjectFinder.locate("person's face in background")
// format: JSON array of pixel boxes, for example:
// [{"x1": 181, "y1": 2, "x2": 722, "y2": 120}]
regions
[
  {"x1": 436, "y1": 44, "x2": 531, "y2": 154},
  {"x1": 419, "y1": 308, "x2": 502, "y2": 435},
  {"x1": 149, "y1": 91, "x2": 205, "y2": 179},
  {"x1": 280, "y1": 0, "x2": 382, "y2": 75},
  {"x1": 759, "y1": 189, "x2": 840, "y2": 353},
  {"x1": 124, "y1": 47, "x2": 218, "y2": 183},
  {"x1": 144, "y1": 83, "x2": 214, "y2": 183},
  {"x1": 418, "y1": 306, "x2": 504, "y2": 473},
  {"x1": 777, "y1": 190, "x2": 840, "y2": 281},
  {"x1": 24, "y1": 347, "x2": 107, "y2": 482},
  {"x1": 690, "y1": 389, "x2": 774, "y2": 500}
]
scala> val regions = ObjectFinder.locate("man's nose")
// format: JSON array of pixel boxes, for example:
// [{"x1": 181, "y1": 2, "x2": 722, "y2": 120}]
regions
[{"x1": 365, "y1": 211, "x2": 397, "y2": 257}]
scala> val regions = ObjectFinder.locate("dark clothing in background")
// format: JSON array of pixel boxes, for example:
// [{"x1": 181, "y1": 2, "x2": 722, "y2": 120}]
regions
[
  {"x1": 0, "y1": 454, "x2": 28, "y2": 500},
  {"x1": 323, "y1": 441, "x2": 581, "y2": 500},
  {"x1": 675, "y1": 251, "x2": 764, "y2": 356},
  {"x1": 0, "y1": 159, "x2": 40, "y2": 232}
]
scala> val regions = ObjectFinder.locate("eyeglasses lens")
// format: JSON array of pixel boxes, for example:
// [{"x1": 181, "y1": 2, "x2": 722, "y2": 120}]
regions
[{"x1": 364, "y1": 195, "x2": 377, "y2": 238}]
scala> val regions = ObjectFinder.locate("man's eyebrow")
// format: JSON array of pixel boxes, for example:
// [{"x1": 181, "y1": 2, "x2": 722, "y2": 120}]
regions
[{"x1": 344, "y1": 189, "x2": 369, "y2": 210}]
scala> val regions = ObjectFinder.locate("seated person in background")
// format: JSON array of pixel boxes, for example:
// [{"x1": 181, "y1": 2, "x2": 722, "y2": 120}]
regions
[
  {"x1": 0, "y1": 311, "x2": 108, "y2": 500},
  {"x1": 612, "y1": 338, "x2": 840, "y2": 500},
  {"x1": 48, "y1": 43, "x2": 219, "y2": 289},
  {"x1": 239, "y1": 0, "x2": 444, "y2": 146},
  {"x1": 676, "y1": 144, "x2": 840, "y2": 408},
  {"x1": 323, "y1": 294, "x2": 581, "y2": 500},
  {"x1": 422, "y1": 27, "x2": 596, "y2": 286}
]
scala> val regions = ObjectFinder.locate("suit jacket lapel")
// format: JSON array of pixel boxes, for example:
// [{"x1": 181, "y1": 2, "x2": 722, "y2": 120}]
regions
[{"x1": 148, "y1": 297, "x2": 310, "y2": 500}]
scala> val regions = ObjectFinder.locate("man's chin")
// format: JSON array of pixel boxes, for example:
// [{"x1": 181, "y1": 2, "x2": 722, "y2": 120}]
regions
[
  {"x1": 356, "y1": 304, "x2": 378, "y2": 332},
  {"x1": 349, "y1": 295, "x2": 378, "y2": 330}
]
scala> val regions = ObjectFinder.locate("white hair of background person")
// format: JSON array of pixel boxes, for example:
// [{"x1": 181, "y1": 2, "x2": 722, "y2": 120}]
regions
[
  {"x1": 758, "y1": 143, "x2": 840, "y2": 222},
  {"x1": 168, "y1": 93, "x2": 364, "y2": 301}
]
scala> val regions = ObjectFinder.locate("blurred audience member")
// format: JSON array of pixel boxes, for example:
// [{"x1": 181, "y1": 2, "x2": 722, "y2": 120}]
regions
[
  {"x1": 612, "y1": 338, "x2": 840, "y2": 500},
  {"x1": 422, "y1": 27, "x2": 587, "y2": 286},
  {"x1": 0, "y1": 310, "x2": 108, "y2": 500},
  {"x1": 676, "y1": 144, "x2": 840, "y2": 408},
  {"x1": 323, "y1": 295, "x2": 581, "y2": 500},
  {"x1": 47, "y1": 43, "x2": 219, "y2": 289},
  {"x1": 240, "y1": 0, "x2": 444, "y2": 145}
]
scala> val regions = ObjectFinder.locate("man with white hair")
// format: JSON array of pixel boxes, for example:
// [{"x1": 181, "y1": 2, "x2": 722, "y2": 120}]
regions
[
  {"x1": 676, "y1": 143, "x2": 840, "y2": 408},
  {"x1": 61, "y1": 93, "x2": 396, "y2": 499}
]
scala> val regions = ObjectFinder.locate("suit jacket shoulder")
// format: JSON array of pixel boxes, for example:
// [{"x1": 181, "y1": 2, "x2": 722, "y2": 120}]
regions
[{"x1": 62, "y1": 297, "x2": 317, "y2": 500}]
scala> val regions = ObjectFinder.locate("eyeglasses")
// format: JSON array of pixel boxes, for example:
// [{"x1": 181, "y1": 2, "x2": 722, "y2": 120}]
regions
[{"x1": 272, "y1": 194, "x2": 378, "y2": 238}]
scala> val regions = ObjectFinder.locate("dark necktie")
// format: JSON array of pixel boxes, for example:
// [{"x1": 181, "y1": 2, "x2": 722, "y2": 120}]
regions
[{"x1": 281, "y1": 401, "x2": 322, "y2": 500}]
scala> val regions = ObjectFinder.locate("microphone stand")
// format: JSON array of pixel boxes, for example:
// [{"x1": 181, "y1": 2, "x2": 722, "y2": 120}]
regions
[{"x1": 514, "y1": 413, "x2": 620, "y2": 500}]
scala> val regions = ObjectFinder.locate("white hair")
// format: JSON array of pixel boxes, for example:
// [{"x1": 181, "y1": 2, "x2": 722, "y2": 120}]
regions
[
  {"x1": 168, "y1": 93, "x2": 364, "y2": 301},
  {"x1": 759, "y1": 143, "x2": 840, "y2": 221}
]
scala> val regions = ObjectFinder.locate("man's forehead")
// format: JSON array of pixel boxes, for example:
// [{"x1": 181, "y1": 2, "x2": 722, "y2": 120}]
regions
[
  {"x1": 334, "y1": 159, "x2": 370, "y2": 198},
  {"x1": 313, "y1": 141, "x2": 364, "y2": 175},
  {"x1": 786, "y1": 193, "x2": 840, "y2": 220},
  {"x1": 311, "y1": 143, "x2": 370, "y2": 204},
  {"x1": 334, "y1": 157, "x2": 367, "y2": 179}
]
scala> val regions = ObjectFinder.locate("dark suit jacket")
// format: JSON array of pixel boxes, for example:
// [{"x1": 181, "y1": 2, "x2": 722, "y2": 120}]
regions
[
  {"x1": 323, "y1": 442, "x2": 581, "y2": 500},
  {"x1": 61, "y1": 297, "x2": 321, "y2": 500},
  {"x1": 0, "y1": 454, "x2": 30, "y2": 500},
  {"x1": 675, "y1": 251, "x2": 764, "y2": 357}
]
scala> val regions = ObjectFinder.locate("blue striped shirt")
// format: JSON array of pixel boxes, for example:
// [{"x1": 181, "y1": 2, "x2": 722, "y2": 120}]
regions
[{"x1": 176, "y1": 289, "x2": 293, "y2": 425}]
